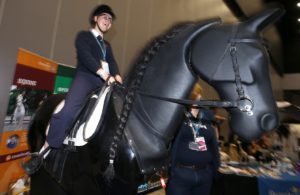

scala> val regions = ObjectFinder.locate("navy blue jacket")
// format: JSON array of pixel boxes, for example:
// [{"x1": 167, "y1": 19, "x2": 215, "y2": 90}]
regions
[
  {"x1": 46, "y1": 31, "x2": 120, "y2": 148},
  {"x1": 75, "y1": 30, "x2": 119, "y2": 76},
  {"x1": 171, "y1": 109, "x2": 220, "y2": 176}
]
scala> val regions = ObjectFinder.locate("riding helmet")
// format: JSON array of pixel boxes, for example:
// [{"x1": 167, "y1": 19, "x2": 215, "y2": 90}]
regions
[{"x1": 90, "y1": 4, "x2": 116, "y2": 25}]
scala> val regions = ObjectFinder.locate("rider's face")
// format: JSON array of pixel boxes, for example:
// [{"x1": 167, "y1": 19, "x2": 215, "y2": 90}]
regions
[{"x1": 94, "y1": 13, "x2": 112, "y2": 33}]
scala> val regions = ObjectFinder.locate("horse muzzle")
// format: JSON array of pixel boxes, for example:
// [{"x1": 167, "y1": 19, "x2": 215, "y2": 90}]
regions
[
  {"x1": 260, "y1": 112, "x2": 278, "y2": 132},
  {"x1": 229, "y1": 109, "x2": 279, "y2": 141}
]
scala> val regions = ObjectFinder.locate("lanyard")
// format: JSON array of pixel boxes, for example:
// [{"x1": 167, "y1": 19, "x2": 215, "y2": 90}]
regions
[
  {"x1": 184, "y1": 111, "x2": 206, "y2": 141},
  {"x1": 95, "y1": 36, "x2": 106, "y2": 60}
]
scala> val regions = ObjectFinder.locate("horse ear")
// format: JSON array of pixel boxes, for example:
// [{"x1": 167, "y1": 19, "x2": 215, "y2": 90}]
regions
[{"x1": 246, "y1": 6, "x2": 285, "y2": 32}]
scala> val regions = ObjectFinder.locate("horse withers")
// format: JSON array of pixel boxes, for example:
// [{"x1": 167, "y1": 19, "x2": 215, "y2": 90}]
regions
[{"x1": 27, "y1": 7, "x2": 284, "y2": 195}]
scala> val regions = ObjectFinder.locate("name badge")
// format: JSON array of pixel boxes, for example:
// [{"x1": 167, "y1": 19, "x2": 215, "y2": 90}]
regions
[
  {"x1": 101, "y1": 60, "x2": 110, "y2": 74},
  {"x1": 188, "y1": 137, "x2": 207, "y2": 151},
  {"x1": 189, "y1": 141, "x2": 201, "y2": 151},
  {"x1": 195, "y1": 137, "x2": 207, "y2": 151}
]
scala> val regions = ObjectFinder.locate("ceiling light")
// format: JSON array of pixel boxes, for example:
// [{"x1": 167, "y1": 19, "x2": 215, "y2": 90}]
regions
[
  {"x1": 298, "y1": 18, "x2": 300, "y2": 22},
  {"x1": 297, "y1": 2, "x2": 300, "y2": 7}
]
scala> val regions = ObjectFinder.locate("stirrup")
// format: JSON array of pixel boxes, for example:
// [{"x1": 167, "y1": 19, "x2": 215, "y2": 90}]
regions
[{"x1": 22, "y1": 147, "x2": 50, "y2": 175}]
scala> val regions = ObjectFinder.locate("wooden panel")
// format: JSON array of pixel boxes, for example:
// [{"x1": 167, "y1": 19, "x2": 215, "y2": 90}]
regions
[
  {"x1": 0, "y1": 0, "x2": 59, "y2": 58},
  {"x1": 53, "y1": 0, "x2": 99, "y2": 67}
]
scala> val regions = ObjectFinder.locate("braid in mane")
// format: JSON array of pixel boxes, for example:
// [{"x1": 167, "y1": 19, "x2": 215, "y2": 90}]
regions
[{"x1": 103, "y1": 23, "x2": 194, "y2": 181}]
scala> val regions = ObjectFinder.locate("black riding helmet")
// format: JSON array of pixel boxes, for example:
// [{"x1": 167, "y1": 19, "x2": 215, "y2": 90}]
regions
[{"x1": 90, "y1": 4, "x2": 116, "y2": 26}]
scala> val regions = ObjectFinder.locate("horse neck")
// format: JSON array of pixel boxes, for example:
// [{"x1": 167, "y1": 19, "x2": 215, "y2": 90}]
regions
[
  {"x1": 133, "y1": 60, "x2": 197, "y2": 138},
  {"x1": 126, "y1": 20, "x2": 221, "y2": 139}
]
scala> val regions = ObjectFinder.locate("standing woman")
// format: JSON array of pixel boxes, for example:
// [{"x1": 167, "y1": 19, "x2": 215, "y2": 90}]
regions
[{"x1": 166, "y1": 83, "x2": 220, "y2": 195}]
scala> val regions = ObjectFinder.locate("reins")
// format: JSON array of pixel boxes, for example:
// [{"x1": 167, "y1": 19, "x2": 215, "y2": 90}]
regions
[{"x1": 137, "y1": 91, "x2": 237, "y2": 108}]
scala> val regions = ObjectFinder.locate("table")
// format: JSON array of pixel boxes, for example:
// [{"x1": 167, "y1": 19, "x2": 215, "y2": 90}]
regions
[
  {"x1": 211, "y1": 172, "x2": 300, "y2": 195},
  {"x1": 257, "y1": 173, "x2": 300, "y2": 195},
  {"x1": 211, "y1": 173, "x2": 258, "y2": 195}
]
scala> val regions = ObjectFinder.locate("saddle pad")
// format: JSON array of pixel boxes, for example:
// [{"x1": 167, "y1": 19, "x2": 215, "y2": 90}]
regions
[{"x1": 63, "y1": 85, "x2": 112, "y2": 146}]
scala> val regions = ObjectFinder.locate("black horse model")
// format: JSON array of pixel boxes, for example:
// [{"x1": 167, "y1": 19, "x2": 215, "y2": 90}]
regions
[{"x1": 28, "y1": 7, "x2": 284, "y2": 195}]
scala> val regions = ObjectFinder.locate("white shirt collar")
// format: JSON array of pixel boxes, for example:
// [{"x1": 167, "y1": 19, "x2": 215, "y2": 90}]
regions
[{"x1": 90, "y1": 29, "x2": 103, "y2": 39}]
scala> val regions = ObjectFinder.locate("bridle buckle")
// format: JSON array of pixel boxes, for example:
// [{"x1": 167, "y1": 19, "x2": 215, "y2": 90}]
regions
[{"x1": 237, "y1": 96, "x2": 254, "y2": 115}]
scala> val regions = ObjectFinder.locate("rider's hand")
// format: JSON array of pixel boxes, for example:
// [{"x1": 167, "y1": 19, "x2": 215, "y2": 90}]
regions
[
  {"x1": 115, "y1": 74, "x2": 123, "y2": 84},
  {"x1": 107, "y1": 76, "x2": 115, "y2": 85},
  {"x1": 96, "y1": 68, "x2": 115, "y2": 85}
]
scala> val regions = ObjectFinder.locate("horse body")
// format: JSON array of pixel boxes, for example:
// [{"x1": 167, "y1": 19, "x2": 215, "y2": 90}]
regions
[
  {"x1": 28, "y1": 7, "x2": 284, "y2": 194},
  {"x1": 100, "y1": 8, "x2": 282, "y2": 184},
  {"x1": 114, "y1": 19, "x2": 221, "y2": 179}
]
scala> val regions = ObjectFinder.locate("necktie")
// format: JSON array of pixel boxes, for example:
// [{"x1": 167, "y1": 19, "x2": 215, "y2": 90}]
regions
[
  {"x1": 97, "y1": 35, "x2": 109, "y2": 73},
  {"x1": 96, "y1": 35, "x2": 106, "y2": 59}
]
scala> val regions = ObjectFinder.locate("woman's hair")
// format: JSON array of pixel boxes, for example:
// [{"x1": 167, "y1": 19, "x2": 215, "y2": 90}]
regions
[{"x1": 190, "y1": 83, "x2": 202, "y2": 100}]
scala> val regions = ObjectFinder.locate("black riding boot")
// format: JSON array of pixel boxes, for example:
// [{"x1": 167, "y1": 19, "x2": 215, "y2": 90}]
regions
[{"x1": 22, "y1": 147, "x2": 51, "y2": 175}]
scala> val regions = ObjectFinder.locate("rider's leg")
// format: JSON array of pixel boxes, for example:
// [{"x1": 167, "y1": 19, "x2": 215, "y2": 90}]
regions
[{"x1": 22, "y1": 72, "x2": 103, "y2": 175}]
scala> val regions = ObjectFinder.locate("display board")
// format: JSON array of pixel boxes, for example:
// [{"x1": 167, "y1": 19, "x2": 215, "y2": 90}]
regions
[
  {"x1": 0, "y1": 49, "x2": 66, "y2": 193},
  {"x1": 53, "y1": 64, "x2": 76, "y2": 94}
]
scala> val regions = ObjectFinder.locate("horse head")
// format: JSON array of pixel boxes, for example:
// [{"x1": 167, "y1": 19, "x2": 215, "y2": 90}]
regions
[{"x1": 190, "y1": 7, "x2": 284, "y2": 141}]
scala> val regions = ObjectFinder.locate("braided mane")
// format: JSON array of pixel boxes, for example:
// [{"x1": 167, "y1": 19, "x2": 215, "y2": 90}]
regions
[{"x1": 104, "y1": 22, "x2": 194, "y2": 179}]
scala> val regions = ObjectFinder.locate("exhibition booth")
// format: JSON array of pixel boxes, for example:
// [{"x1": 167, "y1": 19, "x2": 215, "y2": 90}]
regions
[
  {"x1": 0, "y1": 49, "x2": 75, "y2": 194},
  {"x1": 1, "y1": 49, "x2": 300, "y2": 195}
]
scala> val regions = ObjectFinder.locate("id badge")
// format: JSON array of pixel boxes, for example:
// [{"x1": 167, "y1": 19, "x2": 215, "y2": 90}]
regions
[
  {"x1": 101, "y1": 60, "x2": 110, "y2": 74},
  {"x1": 189, "y1": 141, "x2": 201, "y2": 151},
  {"x1": 195, "y1": 137, "x2": 207, "y2": 151}
]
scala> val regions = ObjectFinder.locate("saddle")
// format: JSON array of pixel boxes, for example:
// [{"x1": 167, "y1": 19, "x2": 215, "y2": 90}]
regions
[
  {"x1": 64, "y1": 84, "x2": 113, "y2": 147},
  {"x1": 43, "y1": 83, "x2": 119, "y2": 183}
]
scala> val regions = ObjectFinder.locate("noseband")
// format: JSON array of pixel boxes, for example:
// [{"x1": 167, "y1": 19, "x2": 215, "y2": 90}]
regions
[{"x1": 138, "y1": 37, "x2": 267, "y2": 114}]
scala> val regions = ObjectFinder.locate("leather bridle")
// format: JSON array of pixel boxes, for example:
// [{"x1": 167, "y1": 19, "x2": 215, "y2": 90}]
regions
[{"x1": 138, "y1": 37, "x2": 267, "y2": 115}]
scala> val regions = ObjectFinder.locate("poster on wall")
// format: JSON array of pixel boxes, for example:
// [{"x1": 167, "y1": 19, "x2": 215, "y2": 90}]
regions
[
  {"x1": 0, "y1": 48, "x2": 58, "y2": 193},
  {"x1": 53, "y1": 64, "x2": 76, "y2": 94}
]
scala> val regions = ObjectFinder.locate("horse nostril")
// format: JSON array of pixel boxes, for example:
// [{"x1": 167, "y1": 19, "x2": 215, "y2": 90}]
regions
[{"x1": 260, "y1": 113, "x2": 278, "y2": 132}]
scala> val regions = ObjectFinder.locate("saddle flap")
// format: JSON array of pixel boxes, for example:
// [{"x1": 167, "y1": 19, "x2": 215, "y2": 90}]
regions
[{"x1": 63, "y1": 85, "x2": 112, "y2": 146}]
